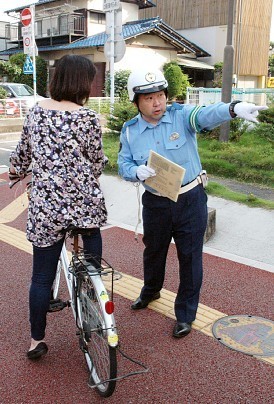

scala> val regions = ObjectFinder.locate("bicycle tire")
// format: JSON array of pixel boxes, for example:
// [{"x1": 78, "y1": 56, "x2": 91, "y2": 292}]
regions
[{"x1": 77, "y1": 274, "x2": 117, "y2": 397}]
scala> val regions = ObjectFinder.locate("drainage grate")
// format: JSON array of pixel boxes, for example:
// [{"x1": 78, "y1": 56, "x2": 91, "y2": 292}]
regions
[{"x1": 212, "y1": 315, "x2": 274, "y2": 357}]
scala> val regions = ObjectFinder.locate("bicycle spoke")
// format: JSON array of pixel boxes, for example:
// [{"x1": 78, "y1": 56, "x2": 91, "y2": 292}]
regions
[{"x1": 78, "y1": 278, "x2": 117, "y2": 397}]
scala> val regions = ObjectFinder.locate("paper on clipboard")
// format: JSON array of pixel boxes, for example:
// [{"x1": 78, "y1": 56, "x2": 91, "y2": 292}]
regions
[{"x1": 145, "y1": 150, "x2": 186, "y2": 202}]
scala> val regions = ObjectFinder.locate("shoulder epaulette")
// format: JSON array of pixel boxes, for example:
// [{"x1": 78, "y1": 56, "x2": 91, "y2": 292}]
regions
[
  {"x1": 121, "y1": 117, "x2": 138, "y2": 133},
  {"x1": 171, "y1": 102, "x2": 184, "y2": 110},
  {"x1": 166, "y1": 102, "x2": 184, "y2": 112}
]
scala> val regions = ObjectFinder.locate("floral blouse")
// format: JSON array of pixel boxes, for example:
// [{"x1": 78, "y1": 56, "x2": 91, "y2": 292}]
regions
[{"x1": 10, "y1": 105, "x2": 108, "y2": 247}]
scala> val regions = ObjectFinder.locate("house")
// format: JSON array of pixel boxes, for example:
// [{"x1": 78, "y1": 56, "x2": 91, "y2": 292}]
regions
[
  {"x1": 140, "y1": 0, "x2": 273, "y2": 89},
  {"x1": 1, "y1": 0, "x2": 214, "y2": 95}
]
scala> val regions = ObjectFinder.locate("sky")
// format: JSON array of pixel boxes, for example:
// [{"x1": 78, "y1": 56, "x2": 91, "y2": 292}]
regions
[{"x1": 1, "y1": 0, "x2": 274, "y2": 41}]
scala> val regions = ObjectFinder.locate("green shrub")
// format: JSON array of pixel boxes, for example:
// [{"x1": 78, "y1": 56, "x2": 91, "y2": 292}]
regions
[
  {"x1": 9, "y1": 53, "x2": 47, "y2": 96},
  {"x1": 0, "y1": 86, "x2": 7, "y2": 99},
  {"x1": 249, "y1": 122, "x2": 274, "y2": 143},
  {"x1": 106, "y1": 99, "x2": 137, "y2": 135},
  {"x1": 204, "y1": 118, "x2": 248, "y2": 142},
  {"x1": 257, "y1": 105, "x2": 274, "y2": 125},
  {"x1": 212, "y1": 62, "x2": 223, "y2": 88},
  {"x1": 104, "y1": 70, "x2": 131, "y2": 100},
  {"x1": 163, "y1": 61, "x2": 190, "y2": 100},
  {"x1": 0, "y1": 60, "x2": 21, "y2": 79}
]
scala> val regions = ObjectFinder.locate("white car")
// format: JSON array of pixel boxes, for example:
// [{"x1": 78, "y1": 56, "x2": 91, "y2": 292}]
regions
[{"x1": 0, "y1": 82, "x2": 45, "y2": 115}]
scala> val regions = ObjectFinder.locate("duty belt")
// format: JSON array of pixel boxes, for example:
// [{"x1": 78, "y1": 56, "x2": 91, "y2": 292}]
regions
[{"x1": 151, "y1": 171, "x2": 207, "y2": 197}]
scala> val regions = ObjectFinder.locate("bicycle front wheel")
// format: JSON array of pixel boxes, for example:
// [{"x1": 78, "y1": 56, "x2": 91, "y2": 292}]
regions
[{"x1": 77, "y1": 275, "x2": 117, "y2": 397}]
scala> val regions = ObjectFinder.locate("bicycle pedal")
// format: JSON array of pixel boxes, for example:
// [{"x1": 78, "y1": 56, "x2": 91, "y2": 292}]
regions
[{"x1": 48, "y1": 298, "x2": 69, "y2": 312}]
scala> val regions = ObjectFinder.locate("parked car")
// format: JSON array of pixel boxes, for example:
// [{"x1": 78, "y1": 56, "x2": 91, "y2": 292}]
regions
[{"x1": 0, "y1": 82, "x2": 45, "y2": 116}]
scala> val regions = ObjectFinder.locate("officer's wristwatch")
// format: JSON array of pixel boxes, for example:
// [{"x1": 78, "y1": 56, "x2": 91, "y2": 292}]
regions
[{"x1": 229, "y1": 100, "x2": 241, "y2": 118}]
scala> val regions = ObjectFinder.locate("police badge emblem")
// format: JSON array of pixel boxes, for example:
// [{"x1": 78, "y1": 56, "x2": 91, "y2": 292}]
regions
[
  {"x1": 169, "y1": 132, "x2": 180, "y2": 141},
  {"x1": 145, "y1": 72, "x2": 156, "y2": 83}
]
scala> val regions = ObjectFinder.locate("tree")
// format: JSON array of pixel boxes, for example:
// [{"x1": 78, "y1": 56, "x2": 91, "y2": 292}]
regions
[
  {"x1": 212, "y1": 62, "x2": 223, "y2": 87},
  {"x1": 104, "y1": 69, "x2": 131, "y2": 100},
  {"x1": 0, "y1": 86, "x2": 7, "y2": 99},
  {"x1": 9, "y1": 53, "x2": 48, "y2": 96},
  {"x1": 163, "y1": 61, "x2": 190, "y2": 100},
  {"x1": 269, "y1": 54, "x2": 274, "y2": 76},
  {"x1": 0, "y1": 61, "x2": 21, "y2": 80}
]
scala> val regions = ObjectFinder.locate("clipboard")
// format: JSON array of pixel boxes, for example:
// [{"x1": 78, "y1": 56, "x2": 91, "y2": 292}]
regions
[{"x1": 145, "y1": 150, "x2": 186, "y2": 202}]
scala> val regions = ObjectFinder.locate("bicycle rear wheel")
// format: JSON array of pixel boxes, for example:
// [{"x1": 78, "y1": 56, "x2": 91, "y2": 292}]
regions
[{"x1": 77, "y1": 275, "x2": 117, "y2": 397}]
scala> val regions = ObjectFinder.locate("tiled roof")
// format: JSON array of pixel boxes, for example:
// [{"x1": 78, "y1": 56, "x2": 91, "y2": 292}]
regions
[
  {"x1": 0, "y1": 17, "x2": 210, "y2": 57},
  {"x1": 39, "y1": 17, "x2": 210, "y2": 57},
  {"x1": 5, "y1": 0, "x2": 155, "y2": 13}
]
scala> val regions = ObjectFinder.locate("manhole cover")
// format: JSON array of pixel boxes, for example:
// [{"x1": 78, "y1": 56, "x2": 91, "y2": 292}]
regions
[{"x1": 212, "y1": 315, "x2": 274, "y2": 356}]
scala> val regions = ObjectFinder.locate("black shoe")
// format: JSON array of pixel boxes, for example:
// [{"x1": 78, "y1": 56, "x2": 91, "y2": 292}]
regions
[
  {"x1": 173, "y1": 322, "x2": 192, "y2": 338},
  {"x1": 131, "y1": 292, "x2": 161, "y2": 310},
  {"x1": 27, "y1": 342, "x2": 48, "y2": 360}
]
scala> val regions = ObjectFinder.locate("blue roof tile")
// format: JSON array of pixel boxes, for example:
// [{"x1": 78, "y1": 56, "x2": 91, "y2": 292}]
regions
[{"x1": 0, "y1": 17, "x2": 210, "y2": 57}]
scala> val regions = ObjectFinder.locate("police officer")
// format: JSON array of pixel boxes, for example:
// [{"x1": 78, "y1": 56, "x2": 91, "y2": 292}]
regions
[{"x1": 118, "y1": 67, "x2": 267, "y2": 338}]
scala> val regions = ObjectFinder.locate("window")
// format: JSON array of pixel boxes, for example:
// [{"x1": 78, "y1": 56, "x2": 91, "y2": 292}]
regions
[{"x1": 89, "y1": 12, "x2": 105, "y2": 24}]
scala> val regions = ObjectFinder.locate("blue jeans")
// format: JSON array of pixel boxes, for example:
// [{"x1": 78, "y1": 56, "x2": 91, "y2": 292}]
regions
[
  {"x1": 141, "y1": 185, "x2": 208, "y2": 323},
  {"x1": 29, "y1": 228, "x2": 102, "y2": 340}
]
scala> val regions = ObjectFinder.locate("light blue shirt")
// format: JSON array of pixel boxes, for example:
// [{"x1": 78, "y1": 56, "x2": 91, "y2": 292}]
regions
[{"x1": 118, "y1": 102, "x2": 232, "y2": 190}]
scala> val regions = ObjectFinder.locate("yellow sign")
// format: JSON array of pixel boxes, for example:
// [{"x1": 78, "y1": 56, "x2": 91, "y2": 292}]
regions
[{"x1": 267, "y1": 77, "x2": 274, "y2": 88}]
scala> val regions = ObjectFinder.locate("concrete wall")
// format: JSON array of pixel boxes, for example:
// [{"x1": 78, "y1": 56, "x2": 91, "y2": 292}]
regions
[{"x1": 0, "y1": 118, "x2": 23, "y2": 133}]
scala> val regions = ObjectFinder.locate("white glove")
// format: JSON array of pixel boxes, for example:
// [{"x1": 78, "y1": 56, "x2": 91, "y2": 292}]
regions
[
  {"x1": 136, "y1": 165, "x2": 156, "y2": 181},
  {"x1": 234, "y1": 102, "x2": 268, "y2": 123}
]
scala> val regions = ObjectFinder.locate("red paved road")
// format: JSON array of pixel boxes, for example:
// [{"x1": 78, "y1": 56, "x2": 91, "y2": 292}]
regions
[{"x1": 0, "y1": 174, "x2": 273, "y2": 403}]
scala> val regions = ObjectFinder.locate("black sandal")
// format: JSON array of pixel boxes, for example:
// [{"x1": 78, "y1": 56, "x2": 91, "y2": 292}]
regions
[{"x1": 27, "y1": 342, "x2": 48, "y2": 360}]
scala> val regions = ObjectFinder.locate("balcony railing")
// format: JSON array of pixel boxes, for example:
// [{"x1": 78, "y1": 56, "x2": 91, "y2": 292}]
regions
[{"x1": 5, "y1": 13, "x2": 86, "y2": 44}]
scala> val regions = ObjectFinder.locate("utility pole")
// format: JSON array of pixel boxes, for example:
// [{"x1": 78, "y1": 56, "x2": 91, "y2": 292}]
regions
[{"x1": 219, "y1": 0, "x2": 235, "y2": 142}]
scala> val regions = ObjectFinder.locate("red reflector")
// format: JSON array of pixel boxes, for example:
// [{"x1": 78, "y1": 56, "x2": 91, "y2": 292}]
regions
[{"x1": 105, "y1": 301, "x2": 114, "y2": 314}]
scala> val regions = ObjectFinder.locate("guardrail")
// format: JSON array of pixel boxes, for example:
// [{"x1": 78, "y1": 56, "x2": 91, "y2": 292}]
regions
[{"x1": 186, "y1": 87, "x2": 274, "y2": 106}]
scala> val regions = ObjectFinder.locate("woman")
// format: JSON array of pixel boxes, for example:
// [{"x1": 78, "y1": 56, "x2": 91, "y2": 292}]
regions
[{"x1": 9, "y1": 55, "x2": 108, "y2": 359}]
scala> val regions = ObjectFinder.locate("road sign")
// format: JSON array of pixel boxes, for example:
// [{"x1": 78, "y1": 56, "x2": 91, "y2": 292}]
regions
[
  {"x1": 22, "y1": 26, "x2": 33, "y2": 55},
  {"x1": 105, "y1": 7, "x2": 122, "y2": 36},
  {"x1": 104, "y1": 35, "x2": 126, "y2": 63},
  {"x1": 104, "y1": 8, "x2": 125, "y2": 63},
  {"x1": 103, "y1": 0, "x2": 120, "y2": 12},
  {"x1": 23, "y1": 55, "x2": 34, "y2": 74},
  {"x1": 21, "y1": 8, "x2": 32, "y2": 27}
]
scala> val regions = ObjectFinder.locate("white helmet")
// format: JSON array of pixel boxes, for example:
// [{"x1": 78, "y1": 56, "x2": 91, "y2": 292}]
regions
[{"x1": 127, "y1": 68, "x2": 168, "y2": 102}]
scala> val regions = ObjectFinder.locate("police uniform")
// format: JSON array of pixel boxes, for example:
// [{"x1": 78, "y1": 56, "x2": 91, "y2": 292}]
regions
[{"x1": 118, "y1": 102, "x2": 232, "y2": 324}]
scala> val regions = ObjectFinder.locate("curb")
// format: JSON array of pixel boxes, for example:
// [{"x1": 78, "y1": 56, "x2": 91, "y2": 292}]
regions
[{"x1": 0, "y1": 132, "x2": 21, "y2": 140}]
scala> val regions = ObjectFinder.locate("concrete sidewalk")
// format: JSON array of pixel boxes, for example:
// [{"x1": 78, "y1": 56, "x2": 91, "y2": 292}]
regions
[{"x1": 100, "y1": 174, "x2": 274, "y2": 272}]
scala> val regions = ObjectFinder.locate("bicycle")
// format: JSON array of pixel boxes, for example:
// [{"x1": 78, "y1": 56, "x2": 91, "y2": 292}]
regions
[
  {"x1": 9, "y1": 172, "x2": 148, "y2": 398},
  {"x1": 50, "y1": 226, "x2": 119, "y2": 397}
]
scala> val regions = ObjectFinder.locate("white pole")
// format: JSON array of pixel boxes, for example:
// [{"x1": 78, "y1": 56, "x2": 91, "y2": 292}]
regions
[
  {"x1": 31, "y1": 4, "x2": 37, "y2": 103},
  {"x1": 110, "y1": 9, "x2": 115, "y2": 109}
]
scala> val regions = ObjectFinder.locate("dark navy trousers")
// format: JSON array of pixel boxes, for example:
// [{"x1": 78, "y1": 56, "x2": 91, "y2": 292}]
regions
[
  {"x1": 141, "y1": 185, "x2": 208, "y2": 323},
  {"x1": 30, "y1": 228, "x2": 102, "y2": 340}
]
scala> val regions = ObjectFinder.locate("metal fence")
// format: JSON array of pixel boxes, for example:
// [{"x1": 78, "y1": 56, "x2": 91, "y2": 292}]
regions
[
  {"x1": 186, "y1": 87, "x2": 274, "y2": 106},
  {"x1": 0, "y1": 97, "x2": 114, "y2": 119},
  {"x1": 0, "y1": 98, "x2": 29, "y2": 118},
  {"x1": 86, "y1": 97, "x2": 115, "y2": 114}
]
